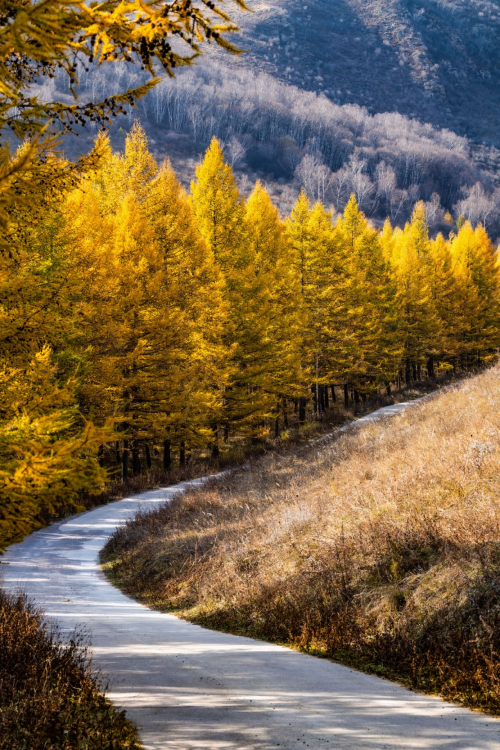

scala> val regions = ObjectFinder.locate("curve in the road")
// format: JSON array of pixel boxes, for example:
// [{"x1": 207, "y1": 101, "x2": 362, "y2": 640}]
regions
[{"x1": 2, "y1": 397, "x2": 499, "y2": 750}]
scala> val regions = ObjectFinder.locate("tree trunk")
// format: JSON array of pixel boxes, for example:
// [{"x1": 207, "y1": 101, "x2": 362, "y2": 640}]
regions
[
  {"x1": 299, "y1": 397, "x2": 306, "y2": 424},
  {"x1": 122, "y1": 441, "x2": 129, "y2": 480},
  {"x1": 275, "y1": 416, "x2": 280, "y2": 438},
  {"x1": 311, "y1": 384, "x2": 318, "y2": 418},
  {"x1": 145, "y1": 444, "x2": 152, "y2": 470},
  {"x1": 180, "y1": 442, "x2": 186, "y2": 468},
  {"x1": 324, "y1": 384, "x2": 329, "y2": 409},
  {"x1": 211, "y1": 424, "x2": 219, "y2": 460},
  {"x1": 386, "y1": 383, "x2": 392, "y2": 397},
  {"x1": 163, "y1": 440, "x2": 171, "y2": 471},
  {"x1": 132, "y1": 445, "x2": 141, "y2": 476},
  {"x1": 224, "y1": 426, "x2": 229, "y2": 443},
  {"x1": 115, "y1": 441, "x2": 121, "y2": 466},
  {"x1": 315, "y1": 357, "x2": 321, "y2": 418},
  {"x1": 344, "y1": 384, "x2": 349, "y2": 408},
  {"x1": 427, "y1": 356, "x2": 435, "y2": 380},
  {"x1": 283, "y1": 398, "x2": 289, "y2": 428},
  {"x1": 98, "y1": 444, "x2": 104, "y2": 467},
  {"x1": 354, "y1": 389, "x2": 360, "y2": 412},
  {"x1": 405, "y1": 359, "x2": 411, "y2": 384}
]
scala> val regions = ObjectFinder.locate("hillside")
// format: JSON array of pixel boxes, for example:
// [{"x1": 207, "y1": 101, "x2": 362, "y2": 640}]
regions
[
  {"x1": 226, "y1": 0, "x2": 500, "y2": 151},
  {"x1": 103, "y1": 365, "x2": 500, "y2": 713},
  {"x1": 51, "y1": 0, "x2": 500, "y2": 233}
]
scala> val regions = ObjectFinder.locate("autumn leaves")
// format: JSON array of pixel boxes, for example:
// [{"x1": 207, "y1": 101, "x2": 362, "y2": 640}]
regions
[{"x1": 1, "y1": 124, "x2": 498, "y2": 551}]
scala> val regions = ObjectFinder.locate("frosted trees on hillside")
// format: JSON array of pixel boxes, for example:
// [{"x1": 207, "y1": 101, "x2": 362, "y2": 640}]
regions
[
  {"x1": 227, "y1": 137, "x2": 247, "y2": 168},
  {"x1": 72, "y1": 59, "x2": 500, "y2": 233},
  {"x1": 295, "y1": 153, "x2": 333, "y2": 203},
  {"x1": 454, "y1": 183, "x2": 499, "y2": 230}
]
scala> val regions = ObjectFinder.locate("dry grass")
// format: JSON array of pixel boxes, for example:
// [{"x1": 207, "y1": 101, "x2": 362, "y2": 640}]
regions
[
  {"x1": 0, "y1": 589, "x2": 140, "y2": 749},
  {"x1": 103, "y1": 365, "x2": 500, "y2": 713}
]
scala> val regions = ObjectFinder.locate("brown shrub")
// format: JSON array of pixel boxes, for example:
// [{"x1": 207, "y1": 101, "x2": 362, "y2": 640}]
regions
[
  {"x1": 0, "y1": 589, "x2": 140, "y2": 749},
  {"x1": 103, "y1": 365, "x2": 500, "y2": 713}
]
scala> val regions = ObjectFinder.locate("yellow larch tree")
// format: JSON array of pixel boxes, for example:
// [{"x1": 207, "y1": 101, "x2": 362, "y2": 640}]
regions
[
  {"x1": 245, "y1": 181, "x2": 303, "y2": 433},
  {"x1": 68, "y1": 127, "x2": 228, "y2": 472},
  {"x1": 286, "y1": 191, "x2": 354, "y2": 416},
  {"x1": 388, "y1": 202, "x2": 440, "y2": 382},
  {"x1": 191, "y1": 138, "x2": 274, "y2": 440},
  {"x1": 449, "y1": 221, "x2": 500, "y2": 366},
  {"x1": 334, "y1": 196, "x2": 399, "y2": 400}
]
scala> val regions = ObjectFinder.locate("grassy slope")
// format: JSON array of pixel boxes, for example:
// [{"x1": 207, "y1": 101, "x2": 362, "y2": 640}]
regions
[{"x1": 103, "y1": 366, "x2": 500, "y2": 713}]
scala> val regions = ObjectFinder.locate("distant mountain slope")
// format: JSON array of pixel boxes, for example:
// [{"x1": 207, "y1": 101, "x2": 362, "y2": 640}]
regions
[
  {"x1": 224, "y1": 0, "x2": 500, "y2": 147},
  {"x1": 55, "y1": 0, "x2": 500, "y2": 233}
]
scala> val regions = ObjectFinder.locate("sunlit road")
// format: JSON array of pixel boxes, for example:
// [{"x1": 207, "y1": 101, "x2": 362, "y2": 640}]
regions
[{"x1": 2, "y1": 398, "x2": 499, "y2": 749}]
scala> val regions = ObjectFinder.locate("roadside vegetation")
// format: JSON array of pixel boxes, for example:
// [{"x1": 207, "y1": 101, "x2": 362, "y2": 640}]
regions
[
  {"x1": 103, "y1": 364, "x2": 500, "y2": 714},
  {"x1": 0, "y1": 589, "x2": 139, "y2": 749}
]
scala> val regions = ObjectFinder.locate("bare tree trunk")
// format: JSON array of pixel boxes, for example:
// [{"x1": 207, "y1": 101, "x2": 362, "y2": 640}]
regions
[
  {"x1": 311, "y1": 384, "x2": 318, "y2": 418},
  {"x1": 283, "y1": 397, "x2": 289, "y2": 428},
  {"x1": 98, "y1": 444, "x2": 104, "y2": 468},
  {"x1": 163, "y1": 440, "x2": 171, "y2": 471},
  {"x1": 122, "y1": 441, "x2": 129, "y2": 480},
  {"x1": 324, "y1": 385, "x2": 329, "y2": 409},
  {"x1": 299, "y1": 397, "x2": 306, "y2": 424},
  {"x1": 211, "y1": 424, "x2": 219, "y2": 460},
  {"x1": 331, "y1": 385, "x2": 336, "y2": 403},
  {"x1": 132, "y1": 444, "x2": 141, "y2": 476},
  {"x1": 224, "y1": 426, "x2": 229, "y2": 442},
  {"x1": 344, "y1": 384, "x2": 349, "y2": 408},
  {"x1": 427, "y1": 356, "x2": 435, "y2": 379},
  {"x1": 180, "y1": 442, "x2": 186, "y2": 468},
  {"x1": 354, "y1": 389, "x2": 360, "y2": 413},
  {"x1": 315, "y1": 357, "x2": 320, "y2": 418},
  {"x1": 145, "y1": 444, "x2": 152, "y2": 470},
  {"x1": 115, "y1": 441, "x2": 121, "y2": 466}
]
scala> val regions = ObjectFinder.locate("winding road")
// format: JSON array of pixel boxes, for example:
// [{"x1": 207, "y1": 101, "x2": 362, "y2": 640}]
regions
[{"x1": 2, "y1": 399, "x2": 499, "y2": 749}]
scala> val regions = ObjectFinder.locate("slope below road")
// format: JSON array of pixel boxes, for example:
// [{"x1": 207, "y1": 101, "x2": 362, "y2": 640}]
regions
[{"x1": 2, "y1": 399, "x2": 499, "y2": 749}]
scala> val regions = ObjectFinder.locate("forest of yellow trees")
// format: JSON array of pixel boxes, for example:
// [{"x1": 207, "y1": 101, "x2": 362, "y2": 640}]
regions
[{"x1": 1, "y1": 123, "x2": 499, "y2": 551}]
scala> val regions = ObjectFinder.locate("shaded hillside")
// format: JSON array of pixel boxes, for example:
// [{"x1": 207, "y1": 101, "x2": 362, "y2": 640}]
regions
[
  {"x1": 51, "y1": 0, "x2": 500, "y2": 230},
  {"x1": 226, "y1": 0, "x2": 500, "y2": 148},
  {"x1": 61, "y1": 59, "x2": 499, "y2": 233}
]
